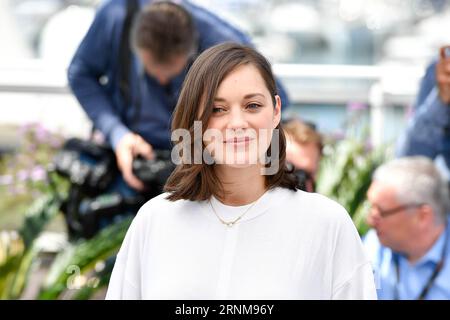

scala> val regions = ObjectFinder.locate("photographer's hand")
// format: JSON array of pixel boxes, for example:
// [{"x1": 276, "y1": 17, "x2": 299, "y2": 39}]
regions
[
  {"x1": 437, "y1": 46, "x2": 450, "y2": 105},
  {"x1": 116, "y1": 132, "x2": 154, "y2": 190}
]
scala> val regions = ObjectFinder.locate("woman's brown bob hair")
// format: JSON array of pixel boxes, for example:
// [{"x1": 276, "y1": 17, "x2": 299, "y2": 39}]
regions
[{"x1": 164, "y1": 42, "x2": 298, "y2": 201}]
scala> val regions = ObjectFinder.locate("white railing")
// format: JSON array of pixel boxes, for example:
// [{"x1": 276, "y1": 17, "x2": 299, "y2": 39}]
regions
[
  {"x1": 0, "y1": 59, "x2": 425, "y2": 146},
  {"x1": 0, "y1": 60, "x2": 69, "y2": 94}
]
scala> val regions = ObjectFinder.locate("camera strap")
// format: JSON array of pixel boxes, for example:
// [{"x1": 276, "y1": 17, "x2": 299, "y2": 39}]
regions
[{"x1": 118, "y1": 0, "x2": 140, "y2": 111}]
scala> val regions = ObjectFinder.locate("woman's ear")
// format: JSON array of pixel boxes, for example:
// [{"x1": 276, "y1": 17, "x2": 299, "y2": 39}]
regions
[{"x1": 273, "y1": 95, "x2": 282, "y2": 129}]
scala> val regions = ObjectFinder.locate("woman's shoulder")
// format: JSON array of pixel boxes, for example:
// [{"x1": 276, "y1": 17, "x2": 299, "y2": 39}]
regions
[
  {"x1": 277, "y1": 188, "x2": 352, "y2": 225},
  {"x1": 134, "y1": 192, "x2": 202, "y2": 222}
]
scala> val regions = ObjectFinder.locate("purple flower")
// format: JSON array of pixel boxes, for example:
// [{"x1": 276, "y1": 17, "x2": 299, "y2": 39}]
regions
[
  {"x1": 347, "y1": 102, "x2": 368, "y2": 112},
  {"x1": 30, "y1": 166, "x2": 47, "y2": 182},
  {"x1": 12, "y1": 184, "x2": 27, "y2": 195},
  {"x1": 35, "y1": 124, "x2": 50, "y2": 143},
  {"x1": 364, "y1": 140, "x2": 373, "y2": 152},
  {"x1": 8, "y1": 184, "x2": 18, "y2": 195},
  {"x1": 19, "y1": 122, "x2": 35, "y2": 136},
  {"x1": 0, "y1": 175, "x2": 13, "y2": 186},
  {"x1": 331, "y1": 131, "x2": 346, "y2": 141},
  {"x1": 27, "y1": 143, "x2": 38, "y2": 153},
  {"x1": 16, "y1": 170, "x2": 29, "y2": 182},
  {"x1": 8, "y1": 184, "x2": 25, "y2": 196},
  {"x1": 49, "y1": 137, "x2": 62, "y2": 149}
]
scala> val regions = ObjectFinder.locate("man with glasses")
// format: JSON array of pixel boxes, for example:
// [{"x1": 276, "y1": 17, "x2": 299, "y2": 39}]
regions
[
  {"x1": 363, "y1": 156, "x2": 450, "y2": 299},
  {"x1": 68, "y1": 0, "x2": 290, "y2": 191}
]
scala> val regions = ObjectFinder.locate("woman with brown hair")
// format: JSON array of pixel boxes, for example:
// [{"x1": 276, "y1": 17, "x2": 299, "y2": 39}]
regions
[{"x1": 106, "y1": 43, "x2": 376, "y2": 299}]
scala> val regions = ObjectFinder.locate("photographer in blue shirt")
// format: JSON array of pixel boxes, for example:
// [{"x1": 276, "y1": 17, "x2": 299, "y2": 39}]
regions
[
  {"x1": 396, "y1": 46, "x2": 450, "y2": 184},
  {"x1": 363, "y1": 157, "x2": 450, "y2": 299},
  {"x1": 68, "y1": 0, "x2": 290, "y2": 191}
]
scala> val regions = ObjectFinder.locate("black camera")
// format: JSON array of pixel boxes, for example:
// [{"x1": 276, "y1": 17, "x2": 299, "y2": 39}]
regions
[
  {"x1": 76, "y1": 192, "x2": 146, "y2": 239},
  {"x1": 132, "y1": 149, "x2": 176, "y2": 197},
  {"x1": 293, "y1": 168, "x2": 315, "y2": 193},
  {"x1": 286, "y1": 162, "x2": 315, "y2": 193},
  {"x1": 53, "y1": 138, "x2": 118, "y2": 196},
  {"x1": 53, "y1": 138, "x2": 176, "y2": 239}
]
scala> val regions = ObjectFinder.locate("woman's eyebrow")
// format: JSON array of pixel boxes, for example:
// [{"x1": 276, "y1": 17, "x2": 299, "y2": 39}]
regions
[
  {"x1": 213, "y1": 97, "x2": 227, "y2": 102},
  {"x1": 243, "y1": 93, "x2": 265, "y2": 99},
  {"x1": 214, "y1": 93, "x2": 266, "y2": 102}
]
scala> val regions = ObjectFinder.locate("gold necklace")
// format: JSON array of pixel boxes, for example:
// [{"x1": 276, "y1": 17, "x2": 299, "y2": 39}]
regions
[{"x1": 209, "y1": 199, "x2": 257, "y2": 227}]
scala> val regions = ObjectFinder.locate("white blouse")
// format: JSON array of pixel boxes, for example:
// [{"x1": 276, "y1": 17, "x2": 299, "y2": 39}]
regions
[{"x1": 106, "y1": 187, "x2": 377, "y2": 299}]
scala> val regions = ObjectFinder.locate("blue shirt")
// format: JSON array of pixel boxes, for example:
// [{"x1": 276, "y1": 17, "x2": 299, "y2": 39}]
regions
[
  {"x1": 68, "y1": 0, "x2": 290, "y2": 151},
  {"x1": 363, "y1": 220, "x2": 450, "y2": 300},
  {"x1": 396, "y1": 60, "x2": 450, "y2": 178}
]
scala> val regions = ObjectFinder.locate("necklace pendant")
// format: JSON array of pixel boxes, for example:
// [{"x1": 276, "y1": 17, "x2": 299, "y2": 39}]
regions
[{"x1": 226, "y1": 222, "x2": 234, "y2": 227}]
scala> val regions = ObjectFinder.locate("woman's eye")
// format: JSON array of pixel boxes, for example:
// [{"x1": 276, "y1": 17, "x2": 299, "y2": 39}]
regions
[
  {"x1": 212, "y1": 107, "x2": 225, "y2": 113},
  {"x1": 246, "y1": 103, "x2": 262, "y2": 110}
]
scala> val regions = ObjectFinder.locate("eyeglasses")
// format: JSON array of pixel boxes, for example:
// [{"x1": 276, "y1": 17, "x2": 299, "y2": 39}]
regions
[{"x1": 368, "y1": 203, "x2": 425, "y2": 219}]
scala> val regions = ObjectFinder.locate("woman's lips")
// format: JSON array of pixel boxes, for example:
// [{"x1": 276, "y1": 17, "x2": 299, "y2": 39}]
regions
[{"x1": 224, "y1": 137, "x2": 254, "y2": 144}]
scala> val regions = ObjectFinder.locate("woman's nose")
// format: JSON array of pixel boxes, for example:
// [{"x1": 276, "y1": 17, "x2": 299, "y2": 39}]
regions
[{"x1": 227, "y1": 108, "x2": 247, "y2": 130}]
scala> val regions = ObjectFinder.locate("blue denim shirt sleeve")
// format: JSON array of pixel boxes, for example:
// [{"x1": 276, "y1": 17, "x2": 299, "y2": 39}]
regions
[
  {"x1": 67, "y1": 0, "x2": 132, "y2": 150},
  {"x1": 396, "y1": 61, "x2": 450, "y2": 164},
  {"x1": 415, "y1": 60, "x2": 437, "y2": 109}
]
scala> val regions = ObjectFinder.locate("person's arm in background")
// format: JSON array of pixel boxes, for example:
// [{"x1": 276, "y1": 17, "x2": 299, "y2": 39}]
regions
[
  {"x1": 415, "y1": 60, "x2": 437, "y2": 109},
  {"x1": 187, "y1": 2, "x2": 290, "y2": 110},
  {"x1": 68, "y1": 1, "x2": 130, "y2": 150},
  {"x1": 396, "y1": 50, "x2": 450, "y2": 161},
  {"x1": 68, "y1": 1, "x2": 152, "y2": 190}
]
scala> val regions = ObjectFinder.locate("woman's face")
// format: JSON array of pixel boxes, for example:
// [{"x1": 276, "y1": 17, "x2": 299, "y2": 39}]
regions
[{"x1": 204, "y1": 64, "x2": 281, "y2": 168}]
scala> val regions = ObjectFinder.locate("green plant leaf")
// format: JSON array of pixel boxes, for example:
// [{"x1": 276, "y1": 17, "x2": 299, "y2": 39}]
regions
[{"x1": 38, "y1": 216, "x2": 132, "y2": 300}]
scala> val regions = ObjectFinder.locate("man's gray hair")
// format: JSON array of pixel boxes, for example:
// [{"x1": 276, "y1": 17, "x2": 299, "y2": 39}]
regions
[{"x1": 373, "y1": 156, "x2": 450, "y2": 224}]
